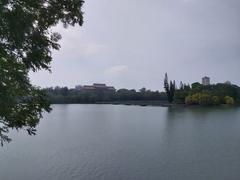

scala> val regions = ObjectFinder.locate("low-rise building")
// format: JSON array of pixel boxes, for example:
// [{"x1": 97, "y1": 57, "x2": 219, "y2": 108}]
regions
[
  {"x1": 82, "y1": 85, "x2": 95, "y2": 90},
  {"x1": 75, "y1": 83, "x2": 116, "y2": 92},
  {"x1": 225, "y1": 81, "x2": 231, "y2": 85}
]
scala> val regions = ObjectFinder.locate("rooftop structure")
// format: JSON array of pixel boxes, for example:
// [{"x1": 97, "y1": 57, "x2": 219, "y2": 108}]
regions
[
  {"x1": 202, "y1": 76, "x2": 210, "y2": 86},
  {"x1": 225, "y1": 81, "x2": 231, "y2": 85},
  {"x1": 93, "y1": 83, "x2": 106, "y2": 86},
  {"x1": 82, "y1": 85, "x2": 95, "y2": 90},
  {"x1": 75, "y1": 83, "x2": 116, "y2": 92}
]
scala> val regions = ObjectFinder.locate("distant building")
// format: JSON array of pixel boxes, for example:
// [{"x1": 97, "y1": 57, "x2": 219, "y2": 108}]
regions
[
  {"x1": 82, "y1": 85, "x2": 95, "y2": 90},
  {"x1": 93, "y1": 83, "x2": 108, "y2": 89},
  {"x1": 202, "y1": 76, "x2": 210, "y2": 86},
  {"x1": 76, "y1": 83, "x2": 116, "y2": 92},
  {"x1": 225, "y1": 81, "x2": 231, "y2": 85},
  {"x1": 107, "y1": 86, "x2": 116, "y2": 91}
]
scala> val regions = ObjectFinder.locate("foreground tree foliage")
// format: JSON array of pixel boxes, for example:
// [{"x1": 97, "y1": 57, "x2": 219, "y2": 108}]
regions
[{"x1": 0, "y1": 0, "x2": 84, "y2": 145}]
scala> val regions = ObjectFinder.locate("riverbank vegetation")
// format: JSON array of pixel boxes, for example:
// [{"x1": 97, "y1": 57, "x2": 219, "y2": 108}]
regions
[
  {"x1": 46, "y1": 79, "x2": 240, "y2": 107},
  {"x1": 162, "y1": 73, "x2": 240, "y2": 106},
  {"x1": 45, "y1": 87, "x2": 168, "y2": 104},
  {"x1": 174, "y1": 82, "x2": 240, "y2": 106}
]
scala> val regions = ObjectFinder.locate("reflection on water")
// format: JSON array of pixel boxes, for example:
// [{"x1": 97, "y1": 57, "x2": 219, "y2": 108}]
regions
[{"x1": 1, "y1": 105, "x2": 240, "y2": 180}]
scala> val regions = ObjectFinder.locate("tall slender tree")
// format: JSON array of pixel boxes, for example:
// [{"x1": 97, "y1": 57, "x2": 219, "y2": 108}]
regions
[
  {"x1": 164, "y1": 73, "x2": 170, "y2": 101},
  {"x1": 180, "y1": 81, "x2": 184, "y2": 90},
  {"x1": 164, "y1": 73, "x2": 175, "y2": 103}
]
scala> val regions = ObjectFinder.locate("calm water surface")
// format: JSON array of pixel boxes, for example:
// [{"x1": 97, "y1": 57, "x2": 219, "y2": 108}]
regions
[{"x1": 1, "y1": 105, "x2": 240, "y2": 180}]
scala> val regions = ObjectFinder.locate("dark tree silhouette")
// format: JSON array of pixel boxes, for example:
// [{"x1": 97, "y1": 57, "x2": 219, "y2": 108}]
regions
[
  {"x1": 0, "y1": 0, "x2": 84, "y2": 145},
  {"x1": 164, "y1": 73, "x2": 175, "y2": 103}
]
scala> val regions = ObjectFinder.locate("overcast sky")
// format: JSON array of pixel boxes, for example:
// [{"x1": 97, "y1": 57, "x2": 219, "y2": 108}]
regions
[{"x1": 30, "y1": 0, "x2": 240, "y2": 90}]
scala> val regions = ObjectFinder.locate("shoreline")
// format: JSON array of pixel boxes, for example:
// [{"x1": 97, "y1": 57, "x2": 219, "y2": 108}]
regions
[
  {"x1": 50, "y1": 101, "x2": 171, "y2": 107},
  {"x1": 50, "y1": 101, "x2": 240, "y2": 108},
  {"x1": 96, "y1": 101, "x2": 172, "y2": 107}
]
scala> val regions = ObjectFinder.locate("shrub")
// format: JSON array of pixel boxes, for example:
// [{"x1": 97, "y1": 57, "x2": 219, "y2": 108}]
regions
[
  {"x1": 199, "y1": 94, "x2": 211, "y2": 105},
  {"x1": 224, "y1": 96, "x2": 235, "y2": 105},
  {"x1": 185, "y1": 95, "x2": 193, "y2": 105},
  {"x1": 211, "y1": 96, "x2": 220, "y2": 105}
]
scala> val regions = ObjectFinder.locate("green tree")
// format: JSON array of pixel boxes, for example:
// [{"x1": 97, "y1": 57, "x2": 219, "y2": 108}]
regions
[
  {"x1": 169, "y1": 80, "x2": 176, "y2": 103},
  {"x1": 191, "y1": 82, "x2": 202, "y2": 91},
  {"x1": 211, "y1": 96, "x2": 220, "y2": 105},
  {"x1": 0, "y1": 0, "x2": 84, "y2": 145},
  {"x1": 179, "y1": 81, "x2": 184, "y2": 90},
  {"x1": 185, "y1": 95, "x2": 193, "y2": 105},
  {"x1": 174, "y1": 90, "x2": 186, "y2": 104},
  {"x1": 139, "y1": 87, "x2": 146, "y2": 93},
  {"x1": 164, "y1": 73, "x2": 175, "y2": 103},
  {"x1": 224, "y1": 96, "x2": 235, "y2": 105},
  {"x1": 164, "y1": 73, "x2": 170, "y2": 98},
  {"x1": 199, "y1": 93, "x2": 211, "y2": 105}
]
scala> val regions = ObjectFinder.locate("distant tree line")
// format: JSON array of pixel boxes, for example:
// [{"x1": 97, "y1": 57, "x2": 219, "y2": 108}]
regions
[
  {"x1": 46, "y1": 74, "x2": 240, "y2": 106},
  {"x1": 45, "y1": 87, "x2": 168, "y2": 104},
  {"x1": 164, "y1": 73, "x2": 240, "y2": 106},
  {"x1": 174, "y1": 82, "x2": 240, "y2": 105}
]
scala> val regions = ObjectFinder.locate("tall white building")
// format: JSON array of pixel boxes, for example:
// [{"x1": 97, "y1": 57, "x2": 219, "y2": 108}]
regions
[{"x1": 202, "y1": 76, "x2": 210, "y2": 86}]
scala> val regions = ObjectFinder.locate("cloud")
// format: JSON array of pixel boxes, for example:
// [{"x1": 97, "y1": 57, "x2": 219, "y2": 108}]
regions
[
  {"x1": 104, "y1": 65, "x2": 128, "y2": 75},
  {"x1": 52, "y1": 25, "x2": 110, "y2": 57},
  {"x1": 31, "y1": 0, "x2": 240, "y2": 90},
  {"x1": 78, "y1": 42, "x2": 109, "y2": 56},
  {"x1": 183, "y1": 0, "x2": 195, "y2": 3},
  {"x1": 59, "y1": 41, "x2": 109, "y2": 57}
]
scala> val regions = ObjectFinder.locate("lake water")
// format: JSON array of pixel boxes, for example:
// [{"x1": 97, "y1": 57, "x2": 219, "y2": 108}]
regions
[{"x1": 1, "y1": 105, "x2": 240, "y2": 180}]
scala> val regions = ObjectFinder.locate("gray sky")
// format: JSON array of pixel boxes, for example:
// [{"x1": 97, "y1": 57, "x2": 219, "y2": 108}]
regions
[{"x1": 30, "y1": 0, "x2": 240, "y2": 90}]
